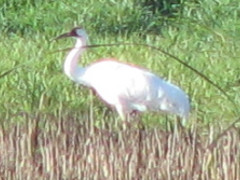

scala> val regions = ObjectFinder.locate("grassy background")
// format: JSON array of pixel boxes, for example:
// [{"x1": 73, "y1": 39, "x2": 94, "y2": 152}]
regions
[
  {"x1": 1, "y1": 0, "x2": 240, "y2": 126},
  {"x1": 0, "y1": 0, "x2": 240, "y2": 179}
]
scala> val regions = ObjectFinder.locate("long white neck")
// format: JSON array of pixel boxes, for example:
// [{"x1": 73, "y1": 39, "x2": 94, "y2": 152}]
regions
[{"x1": 64, "y1": 38, "x2": 86, "y2": 81}]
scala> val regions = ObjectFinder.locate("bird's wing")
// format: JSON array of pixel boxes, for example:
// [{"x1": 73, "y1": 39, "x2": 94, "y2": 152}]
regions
[{"x1": 80, "y1": 60, "x2": 162, "y2": 106}]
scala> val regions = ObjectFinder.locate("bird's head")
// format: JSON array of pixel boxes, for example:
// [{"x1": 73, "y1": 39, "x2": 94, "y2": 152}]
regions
[{"x1": 54, "y1": 27, "x2": 88, "y2": 41}]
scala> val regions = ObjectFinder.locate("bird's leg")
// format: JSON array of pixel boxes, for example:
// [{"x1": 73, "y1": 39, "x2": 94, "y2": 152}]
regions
[
  {"x1": 115, "y1": 104, "x2": 126, "y2": 121},
  {"x1": 115, "y1": 104, "x2": 129, "y2": 130},
  {"x1": 88, "y1": 89, "x2": 95, "y2": 134}
]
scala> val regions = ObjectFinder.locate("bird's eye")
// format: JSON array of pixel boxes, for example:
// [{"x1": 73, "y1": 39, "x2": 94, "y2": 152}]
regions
[{"x1": 76, "y1": 29, "x2": 84, "y2": 37}]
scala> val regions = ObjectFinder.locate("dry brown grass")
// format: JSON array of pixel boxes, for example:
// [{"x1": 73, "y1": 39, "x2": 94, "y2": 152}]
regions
[{"x1": 0, "y1": 113, "x2": 239, "y2": 180}]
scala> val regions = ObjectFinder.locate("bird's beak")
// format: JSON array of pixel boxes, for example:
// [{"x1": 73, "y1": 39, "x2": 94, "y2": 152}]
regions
[{"x1": 53, "y1": 32, "x2": 71, "y2": 41}]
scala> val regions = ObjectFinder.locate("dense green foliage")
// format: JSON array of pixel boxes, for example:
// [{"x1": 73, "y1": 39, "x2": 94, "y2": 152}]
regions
[
  {"x1": 0, "y1": 0, "x2": 240, "y2": 126},
  {"x1": 0, "y1": 0, "x2": 182, "y2": 35}
]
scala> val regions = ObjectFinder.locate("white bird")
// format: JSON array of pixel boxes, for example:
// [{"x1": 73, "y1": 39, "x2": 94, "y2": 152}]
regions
[{"x1": 55, "y1": 27, "x2": 190, "y2": 121}]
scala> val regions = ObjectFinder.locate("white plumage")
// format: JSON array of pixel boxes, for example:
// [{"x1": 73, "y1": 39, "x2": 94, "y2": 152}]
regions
[{"x1": 56, "y1": 27, "x2": 190, "y2": 120}]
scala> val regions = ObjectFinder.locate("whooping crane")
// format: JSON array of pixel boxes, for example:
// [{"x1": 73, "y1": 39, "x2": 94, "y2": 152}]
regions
[{"x1": 55, "y1": 27, "x2": 190, "y2": 121}]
